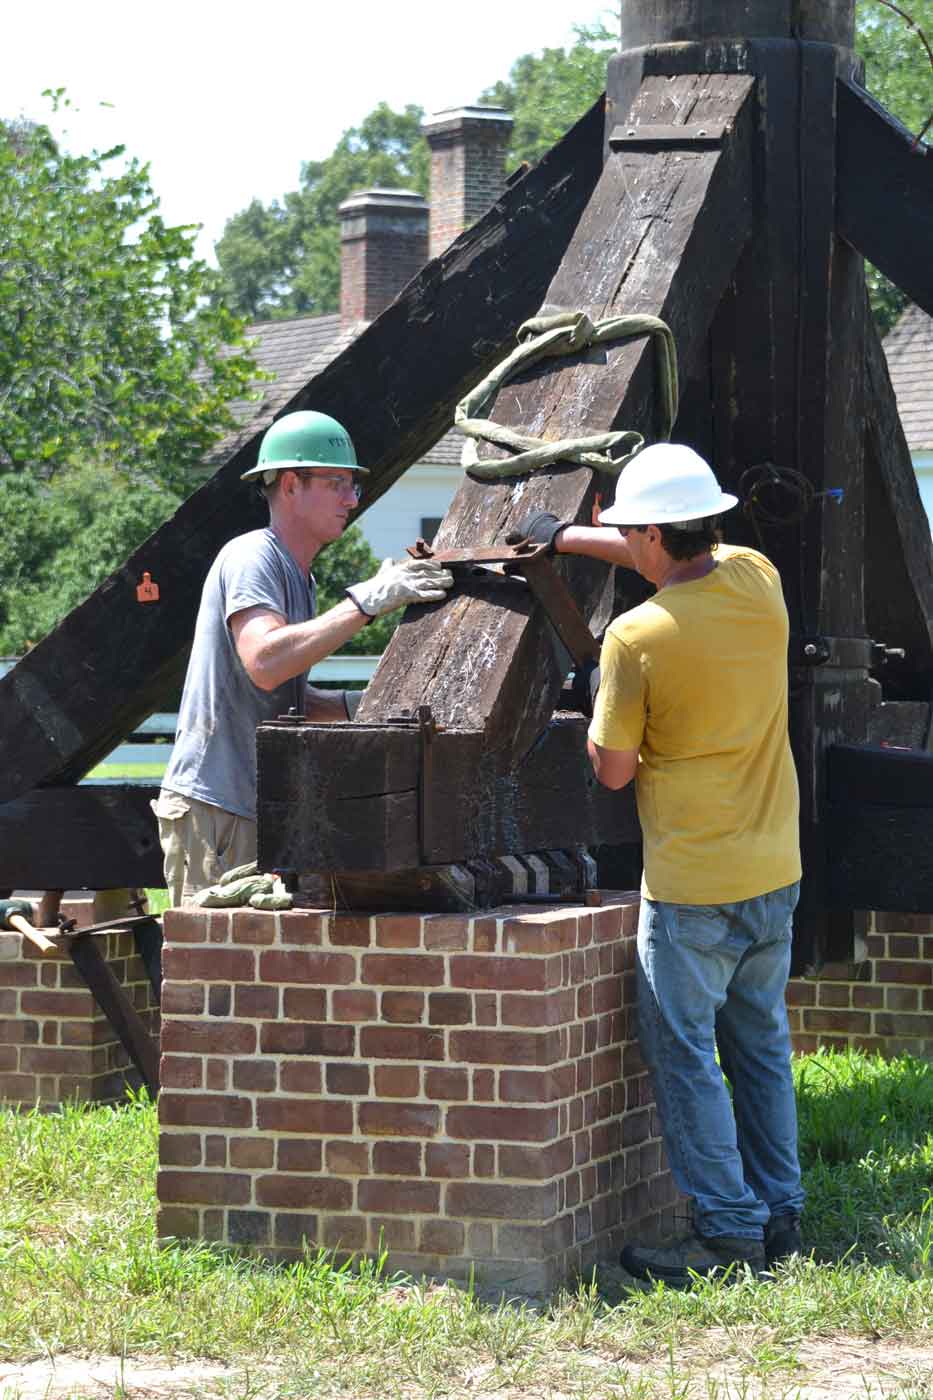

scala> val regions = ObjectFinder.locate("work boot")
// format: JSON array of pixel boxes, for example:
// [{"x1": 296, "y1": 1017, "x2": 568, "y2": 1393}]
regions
[
  {"x1": 621, "y1": 1230, "x2": 766, "y2": 1287},
  {"x1": 764, "y1": 1213, "x2": 802, "y2": 1266}
]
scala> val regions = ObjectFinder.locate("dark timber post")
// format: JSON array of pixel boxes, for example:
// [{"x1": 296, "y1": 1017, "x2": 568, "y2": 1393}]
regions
[{"x1": 608, "y1": 0, "x2": 871, "y2": 968}]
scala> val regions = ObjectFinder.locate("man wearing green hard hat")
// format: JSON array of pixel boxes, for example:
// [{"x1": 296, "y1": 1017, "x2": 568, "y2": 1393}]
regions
[{"x1": 152, "y1": 409, "x2": 453, "y2": 906}]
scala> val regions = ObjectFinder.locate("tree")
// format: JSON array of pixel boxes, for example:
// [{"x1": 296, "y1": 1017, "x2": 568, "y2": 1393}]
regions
[
  {"x1": 214, "y1": 103, "x2": 429, "y2": 321},
  {"x1": 0, "y1": 99, "x2": 257, "y2": 498},
  {"x1": 215, "y1": 7, "x2": 931, "y2": 335},
  {"x1": 0, "y1": 95, "x2": 260, "y2": 654},
  {"x1": 480, "y1": 18, "x2": 617, "y2": 166}
]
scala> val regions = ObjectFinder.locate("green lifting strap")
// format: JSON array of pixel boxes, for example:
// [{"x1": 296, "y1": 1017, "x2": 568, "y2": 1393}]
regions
[{"x1": 455, "y1": 311, "x2": 679, "y2": 481}]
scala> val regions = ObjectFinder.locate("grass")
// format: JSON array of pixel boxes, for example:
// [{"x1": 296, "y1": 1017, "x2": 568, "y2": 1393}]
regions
[
  {"x1": 89, "y1": 762, "x2": 166, "y2": 779},
  {"x1": 0, "y1": 1053, "x2": 932, "y2": 1398}
]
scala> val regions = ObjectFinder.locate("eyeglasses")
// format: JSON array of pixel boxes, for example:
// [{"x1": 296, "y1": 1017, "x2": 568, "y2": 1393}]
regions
[{"x1": 303, "y1": 472, "x2": 363, "y2": 501}]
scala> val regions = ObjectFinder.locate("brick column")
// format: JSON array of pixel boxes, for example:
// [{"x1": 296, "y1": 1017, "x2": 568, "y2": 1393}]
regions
[
  {"x1": 338, "y1": 189, "x2": 429, "y2": 323},
  {"x1": 157, "y1": 895, "x2": 681, "y2": 1294},
  {"x1": 423, "y1": 107, "x2": 513, "y2": 260},
  {"x1": 0, "y1": 901, "x2": 159, "y2": 1106},
  {"x1": 787, "y1": 911, "x2": 933, "y2": 1057}
]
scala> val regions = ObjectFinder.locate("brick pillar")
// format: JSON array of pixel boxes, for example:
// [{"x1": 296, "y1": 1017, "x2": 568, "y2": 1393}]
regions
[
  {"x1": 157, "y1": 894, "x2": 683, "y2": 1295},
  {"x1": 338, "y1": 189, "x2": 429, "y2": 323},
  {"x1": 0, "y1": 896, "x2": 160, "y2": 1106},
  {"x1": 423, "y1": 107, "x2": 514, "y2": 260},
  {"x1": 787, "y1": 911, "x2": 933, "y2": 1058}
]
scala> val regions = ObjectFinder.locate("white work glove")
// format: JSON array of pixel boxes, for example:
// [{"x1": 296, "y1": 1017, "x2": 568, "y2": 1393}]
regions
[{"x1": 346, "y1": 557, "x2": 454, "y2": 618}]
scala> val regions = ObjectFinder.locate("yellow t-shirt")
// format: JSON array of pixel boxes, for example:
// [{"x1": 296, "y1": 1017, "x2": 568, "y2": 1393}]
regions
[{"x1": 588, "y1": 544, "x2": 801, "y2": 904}]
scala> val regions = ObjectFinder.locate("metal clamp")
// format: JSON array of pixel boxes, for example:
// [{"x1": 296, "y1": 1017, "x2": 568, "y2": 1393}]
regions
[
  {"x1": 609, "y1": 121, "x2": 729, "y2": 151},
  {"x1": 407, "y1": 539, "x2": 600, "y2": 667}
]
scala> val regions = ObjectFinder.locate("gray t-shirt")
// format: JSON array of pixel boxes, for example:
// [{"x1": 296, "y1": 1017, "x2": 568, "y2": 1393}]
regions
[{"x1": 162, "y1": 528, "x2": 315, "y2": 819}]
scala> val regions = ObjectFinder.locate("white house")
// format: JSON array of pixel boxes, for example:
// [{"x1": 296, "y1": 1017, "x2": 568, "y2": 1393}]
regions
[{"x1": 882, "y1": 303, "x2": 933, "y2": 526}]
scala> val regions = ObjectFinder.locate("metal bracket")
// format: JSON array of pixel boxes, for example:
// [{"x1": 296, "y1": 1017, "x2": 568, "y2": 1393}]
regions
[
  {"x1": 407, "y1": 539, "x2": 600, "y2": 667},
  {"x1": 609, "y1": 121, "x2": 729, "y2": 151},
  {"x1": 416, "y1": 704, "x2": 436, "y2": 867}
]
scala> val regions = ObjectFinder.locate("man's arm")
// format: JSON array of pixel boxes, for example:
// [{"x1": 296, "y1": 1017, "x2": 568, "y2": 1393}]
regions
[
  {"x1": 556, "y1": 525, "x2": 637, "y2": 569},
  {"x1": 230, "y1": 556, "x2": 454, "y2": 693},
  {"x1": 587, "y1": 737, "x2": 638, "y2": 790},
  {"x1": 507, "y1": 509, "x2": 637, "y2": 570},
  {"x1": 230, "y1": 598, "x2": 369, "y2": 693}
]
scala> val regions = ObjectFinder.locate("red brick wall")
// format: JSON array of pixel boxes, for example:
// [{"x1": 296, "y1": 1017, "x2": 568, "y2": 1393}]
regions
[
  {"x1": 0, "y1": 913, "x2": 159, "y2": 1106},
  {"x1": 338, "y1": 192, "x2": 429, "y2": 323},
  {"x1": 425, "y1": 110, "x2": 513, "y2": 259},
  {"x1": 788, "y1": 912, "x2": 933, "y2": 1057},
  {"x1": 157, "y1": 896, "x2": 681, "y2": 1294}
]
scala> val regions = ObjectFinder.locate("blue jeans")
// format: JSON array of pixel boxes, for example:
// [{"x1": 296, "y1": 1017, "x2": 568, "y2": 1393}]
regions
[{"x1": 636, "y1": 882, "x2": 804, "y2": 1239}]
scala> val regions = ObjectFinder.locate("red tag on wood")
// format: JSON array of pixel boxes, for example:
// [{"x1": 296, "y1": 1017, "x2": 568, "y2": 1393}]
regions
[{"x1": 136, "y1": 572, "x2": 160, "y2": 603}]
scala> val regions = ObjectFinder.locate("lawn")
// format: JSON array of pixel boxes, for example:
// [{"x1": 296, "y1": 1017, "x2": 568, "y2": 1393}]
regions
[{"x1": 0, "y1": 1051, "x2": 932, "y2": 1399}]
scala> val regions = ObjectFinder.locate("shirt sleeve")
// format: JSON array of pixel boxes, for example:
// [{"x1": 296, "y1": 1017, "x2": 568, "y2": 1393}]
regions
[
  {"x1": 221, "y1": 539, "x2": 288, "y2": 623},
  {"x1": 588, "y1": 627, "x2": 646, "y2": 753}
]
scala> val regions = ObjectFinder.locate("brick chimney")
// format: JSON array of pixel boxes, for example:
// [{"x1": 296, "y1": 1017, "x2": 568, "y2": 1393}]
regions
[
  {"x1": 338, "y1": 188, "x2": 429, "y2": 323},
  {"x1": 422, "y1": 106, "x2": 514, "y2": 260}
]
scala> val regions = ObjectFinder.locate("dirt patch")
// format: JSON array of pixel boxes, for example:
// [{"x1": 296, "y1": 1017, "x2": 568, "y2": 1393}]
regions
[{"x1": 2, "y1": 1340, "x2": 932, "y2": 1399}]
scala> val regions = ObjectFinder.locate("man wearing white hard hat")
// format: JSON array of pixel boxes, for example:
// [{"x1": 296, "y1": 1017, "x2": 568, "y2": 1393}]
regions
[
  {"x1": 513, "y1": 442, "x2": 803, "y2": 1286},
  {"x1": 152, "y1": 410, "x2": 453, "y2": 906}
]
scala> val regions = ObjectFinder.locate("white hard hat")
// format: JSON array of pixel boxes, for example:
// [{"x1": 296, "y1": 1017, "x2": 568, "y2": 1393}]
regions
[{"x1": 598, "y1": 443, "x2": 738, "y2": 527}]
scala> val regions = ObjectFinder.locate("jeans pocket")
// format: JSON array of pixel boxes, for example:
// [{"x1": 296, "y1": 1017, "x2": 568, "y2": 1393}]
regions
[{"x1": 672, "y1": 904, "x2": 727, "y2": 952}]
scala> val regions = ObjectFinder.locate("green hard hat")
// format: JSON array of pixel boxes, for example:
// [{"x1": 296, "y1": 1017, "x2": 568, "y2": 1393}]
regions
[{"x1": 241, "y1": 410, "x2": 369, "y2": 481}]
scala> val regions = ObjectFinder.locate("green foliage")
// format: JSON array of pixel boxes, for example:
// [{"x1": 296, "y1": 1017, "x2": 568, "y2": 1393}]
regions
[
  {"x1": 0, "y1": 96, "x2": 257, "y2": 495},
  {"x1": 855, "y1": 0, "x2": 933, "y2": 333},
  {"x1": 480, "y1": 18, "x2": 617, "y2": 166},
  {"x1": 214, "y1": 103, "x2": 429, "y2": 321},
  {"x1": 0, "y1": 94, "x2": 261, "y2": 653},
  {"x1": 0, "y1": 464, "x2": 180, "y2": 654}
]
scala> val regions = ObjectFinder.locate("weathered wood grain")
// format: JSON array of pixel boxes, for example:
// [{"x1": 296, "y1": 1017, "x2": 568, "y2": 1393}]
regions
[
  {"x1": 0, "y1": 99, "x2": 607, "y2": 807},
  {"x1": 837, "y1": 79, "x2": 933, "y2": 318},
  {"x1": 618, "y1": 0, "x2": 855, "y2": 48},
  {"x1": 0, "y1": 785, "x2": 162, "y2": 889},
  {"x1": 359, "y1": 73, "x2": 755, "y2": 759},
  {"x1": 257, "y1": 718, "x2": 639, "y2": 874}
]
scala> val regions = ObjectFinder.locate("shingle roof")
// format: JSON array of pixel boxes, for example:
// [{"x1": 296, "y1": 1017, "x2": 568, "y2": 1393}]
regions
[
  {"x1": 206, "y1": 312, "x2": 463, "y2": 469},
  {"x1": 883, "y1": 303, "x2": 933, "y2": 452}
]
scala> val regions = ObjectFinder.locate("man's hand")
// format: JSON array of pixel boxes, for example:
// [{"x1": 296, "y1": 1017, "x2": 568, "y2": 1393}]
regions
[
  {"x1": 568, "y1": 659, "x2": 601, "y2": 718},
  {"x1": 504, "y1": 511, "x2": 569, "y2": 554},
  {"x1": 346, "y1": 558, "x2": 454, "y2": 618}
]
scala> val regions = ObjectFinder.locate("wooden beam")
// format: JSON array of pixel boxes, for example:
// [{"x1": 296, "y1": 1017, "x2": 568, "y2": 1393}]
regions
[
  {"x1": 618, "y1": 0, "x2": 855, "y2": 47},
  {"x1": 257, "y1": 717, "x2": 640, "y2": 875},
  {"x1": 68, "y1": 934, "x2": 160, "y2": 1096},
  {"x1": 608, "y1": 37, "x2": 872, "y2": 971},
  {"x1": 0, "y1": 784, "x2": 162, "y2": 889},
  {"x1": 358, "y1": 73, "x2": 755, "y2": 760},
  {"x1": 837, "y1": 79, "x2": 933, "y2": 318},
  {"x1": 0, "y1": 99, "x2": 607, "y2": 808},
  {"x1": 827, "y1": 743, "x2": 933, "y2": 914}
]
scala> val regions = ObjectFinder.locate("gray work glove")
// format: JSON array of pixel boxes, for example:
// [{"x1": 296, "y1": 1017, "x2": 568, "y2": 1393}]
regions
[
  {"x1": 343, "y1": 689, "x2": 364, "y2": 720},
  {"x1": 346, "y1": 557, "x2": 454, "y2": 618},
  {"x1": 505, "y1": 511, "x2": 570, "y2": 554}
]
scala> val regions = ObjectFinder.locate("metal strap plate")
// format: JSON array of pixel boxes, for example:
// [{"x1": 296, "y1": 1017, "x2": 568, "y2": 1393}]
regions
[{"x1": 610, "y1": 122, "x2": 729, "y2": 150}]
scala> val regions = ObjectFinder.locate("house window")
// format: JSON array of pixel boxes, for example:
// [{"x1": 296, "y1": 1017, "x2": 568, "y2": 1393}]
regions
[{"x1": 420, "y1": 516, "x2": 443, "y2": 544}]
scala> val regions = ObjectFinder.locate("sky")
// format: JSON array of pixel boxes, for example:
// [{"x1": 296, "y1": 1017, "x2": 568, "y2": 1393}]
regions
[{"x1": 5, "y1": 1, "x2": 609, "y2": 264}]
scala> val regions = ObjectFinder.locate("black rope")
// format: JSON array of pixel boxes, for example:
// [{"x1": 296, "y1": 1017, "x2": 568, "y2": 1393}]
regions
[{"x1": 739, "y1": 463, "x2": 844, "y2": 638}]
